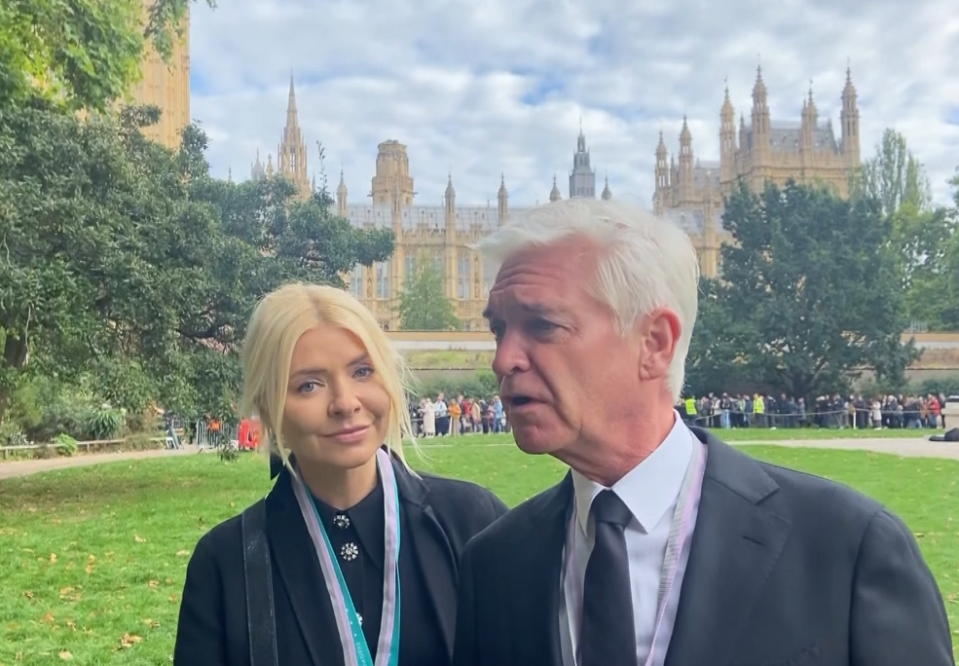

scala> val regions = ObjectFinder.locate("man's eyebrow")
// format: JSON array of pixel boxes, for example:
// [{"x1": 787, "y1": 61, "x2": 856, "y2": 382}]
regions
[{"x1": 482, "y1": 303, "x2": 563, "y2": 320}]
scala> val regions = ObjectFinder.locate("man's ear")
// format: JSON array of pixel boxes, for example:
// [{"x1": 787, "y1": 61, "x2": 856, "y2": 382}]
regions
[{"x1": 635, "y1": 308, "x2": 681, "y2": 383}]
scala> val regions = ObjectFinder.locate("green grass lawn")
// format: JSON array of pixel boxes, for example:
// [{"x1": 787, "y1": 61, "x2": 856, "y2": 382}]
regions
[
  {"x1": 432, "y1": 426, "x2": 938, "y2": 444},
  {"x1": 1, "y1": 443, "x2": 957, "y2": 664}
]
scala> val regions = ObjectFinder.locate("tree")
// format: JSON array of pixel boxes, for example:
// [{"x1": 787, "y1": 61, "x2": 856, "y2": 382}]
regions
[
  {"x1": 0, "y1": 0, "x2": 215, "y2": 112},
  {"x1": 0, "y1": 102, "x2": 395, "y2": 427},
  {"x1": 855, "y1": 128, "x2": 932, "y2": 215},
  {"x1": 397, "y1": 256, "x2": 460, "y2": 330},
  {"x1": 716, "y1": 180, "x2": 918, "y2": 399},
  {"x1": 685, "y1": 278, "x2": 756, "y2": 396},
  {"x1": 854, "y1": 129, "x2": 956, "y2": 327}
]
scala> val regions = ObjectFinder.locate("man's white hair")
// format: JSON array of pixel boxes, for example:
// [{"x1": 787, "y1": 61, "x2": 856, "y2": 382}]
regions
[{"x1": 477, "y1": 198, "x2": 700, "y2": 403}]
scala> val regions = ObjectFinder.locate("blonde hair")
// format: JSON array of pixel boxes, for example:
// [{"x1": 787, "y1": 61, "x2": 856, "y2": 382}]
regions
[{"x1": 240, "y1": 282, "x2": 417, "y2": 470}]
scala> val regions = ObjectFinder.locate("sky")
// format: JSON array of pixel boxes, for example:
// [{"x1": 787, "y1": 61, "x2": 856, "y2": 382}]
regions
[{"x1": 189, "y1": 0, "x2": 959, "y2": 210}]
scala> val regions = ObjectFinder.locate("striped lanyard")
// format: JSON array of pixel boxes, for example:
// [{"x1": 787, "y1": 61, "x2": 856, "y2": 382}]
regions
[{"x1": 291, "y1": 448, "x2": 402, "y2": 666}]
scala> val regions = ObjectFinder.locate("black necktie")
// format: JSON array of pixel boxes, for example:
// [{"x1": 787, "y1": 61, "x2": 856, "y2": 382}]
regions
[{"x1": 580, "y1": 490, "x2": 636, "y2": 666}]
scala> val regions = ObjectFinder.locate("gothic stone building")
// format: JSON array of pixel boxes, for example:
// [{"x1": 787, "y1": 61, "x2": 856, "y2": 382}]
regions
[
  {"x1": 654, "y1": 66, "x2": 861, "y2": 278},
  {"x1": 250, "y1": 77, "x2": 613, "y2": 331}
]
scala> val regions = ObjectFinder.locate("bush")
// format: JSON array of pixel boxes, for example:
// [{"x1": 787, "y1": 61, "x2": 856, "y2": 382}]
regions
[
  {"x1": 0, "y1": 420, "x2": 28, "y2": 447},
  {"x1": 85, "y1": 406, "x2": 125, "y2": 440},
  {"x1": 411, "y1": 370, "x2": 499, "y2": 401},
  {"x1": 54, "y1": 433, "x2": 78, "y2": 457}
]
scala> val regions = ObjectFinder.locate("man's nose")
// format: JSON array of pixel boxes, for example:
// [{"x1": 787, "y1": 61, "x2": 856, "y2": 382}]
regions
[{"x1": 491, "y1": 330, "x2": 531, "y2": 377}]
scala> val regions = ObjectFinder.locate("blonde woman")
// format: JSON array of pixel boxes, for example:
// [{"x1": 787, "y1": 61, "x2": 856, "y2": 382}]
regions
[{"x1": 174, "y1": 283, "x2": 507, "y2": 666}]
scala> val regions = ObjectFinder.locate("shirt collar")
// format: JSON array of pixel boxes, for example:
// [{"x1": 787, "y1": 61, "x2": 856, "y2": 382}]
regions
[
  {"x1": 571, "y1": 411, "x2": 693, "y2": 535},
  {"x1": 311, "y1": 478, "x2": 386, "y2": 570}
]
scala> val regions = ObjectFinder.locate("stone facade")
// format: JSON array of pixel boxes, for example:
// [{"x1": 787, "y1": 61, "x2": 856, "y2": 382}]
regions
[
  {"x1": 250, "y1": 78, "x2": 616, "y2": 331},
  {"x1": 129, "y1": 3, "x2": 190, "y2": 150},
  {"x1": 654, "y1": 66, "x2": 862, "y2": 278}
]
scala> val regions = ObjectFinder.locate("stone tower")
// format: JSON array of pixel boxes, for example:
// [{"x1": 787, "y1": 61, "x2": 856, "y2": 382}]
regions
[
  {"x1": 129, "y1": 2, "x2": 190, "y2": 149},
  {"x1": 677, "y1": 116, "x2": 695, "y2": 203},
  {"x1": 654, "y1": 64, "x2": 863, "y2": 279},
  {"x1": 568, "y1": 122, "x2": 596, "y2": 198},
  {"x1": 370, "y1": 140, "x2": 415, "y2": 208},
  {"x1": 277, "y1": 74, "x2": 310, "y2": 199},
  {"x1": 549, "y1": 175, "x2": 562, "y2": 202},
  {"x1": 840, "y1": 67, "x2": 861, "y2": 167},
  {"x1": 497, "y1": 174, "x2": 509, "y2": 226}
]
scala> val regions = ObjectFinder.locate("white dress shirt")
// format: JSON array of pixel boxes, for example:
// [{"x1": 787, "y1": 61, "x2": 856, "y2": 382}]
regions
[{"x1": 559, "y1": 413, "x2": 704, "y2": 666}]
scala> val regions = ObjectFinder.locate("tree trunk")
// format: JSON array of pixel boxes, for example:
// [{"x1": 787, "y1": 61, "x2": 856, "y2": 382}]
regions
[{"x1": 0, "y1": 331, "x2": 29, "y2": 427}]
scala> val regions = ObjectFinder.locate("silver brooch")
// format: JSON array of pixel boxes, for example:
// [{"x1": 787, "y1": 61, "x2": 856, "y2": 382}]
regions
[
  {"x1": 333, "y1": 514, "x2": 351, "y2": 529},
  {"x1": 340, "y1": 542, "x2": 359, "y2": 561}
]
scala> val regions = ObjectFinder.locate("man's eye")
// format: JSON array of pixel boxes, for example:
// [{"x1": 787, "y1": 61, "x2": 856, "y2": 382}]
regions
[{"x1": 530, "y1": 320, "x2": 557, "y2": 332}]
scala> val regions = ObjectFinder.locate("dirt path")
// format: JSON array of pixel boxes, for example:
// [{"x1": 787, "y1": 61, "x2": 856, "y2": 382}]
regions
[
  {"x1": 732, "y1": 437, "x2": 959, "y2": 460},
  {"x1": 0, "y1": 437, "x2": 956, "y2": 481},
  {"x1": 0, "y1": 446, "x2": 199, "y2": 481}
]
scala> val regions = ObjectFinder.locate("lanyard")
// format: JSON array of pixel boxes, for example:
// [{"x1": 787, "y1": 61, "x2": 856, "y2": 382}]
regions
[
  {"x1": 291, "y1": 448, "x2": 402, "y2": 666},
  {"x1": 567, "y1": 435, "x2": 707, "y2": 666}
]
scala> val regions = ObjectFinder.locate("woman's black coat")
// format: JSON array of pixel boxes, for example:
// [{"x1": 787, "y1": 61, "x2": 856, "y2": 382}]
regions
[{"x1": 173, "y1": 456, "x2": 508, "y2": 665}]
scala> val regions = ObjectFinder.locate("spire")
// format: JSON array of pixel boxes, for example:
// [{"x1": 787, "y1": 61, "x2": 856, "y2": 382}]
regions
[
  {"x1": 751, "y1": 65, "x2": 770, "y2": 142},
  {"x1": 842, "y1": 64, "x2": 857, "y2": 103},
  {"x1": 266, "y1": 154, "x2": 274, "y2": 177},
  {"x1": 287, "y1": 71, "x2": 297, "y2": 121},
  {"x1": 278, "y1": 71, "x2": 309, "y2": 197},
  {"x1": 570, "y1": 122, "x2": 595, "y2": 198},
  {"x1": 656, "y1": 130, "x2": 667, "y2": 158},
  {"x1": 752, "y1": 65, "x2": 767, "y2": 104},
  {"x1": 680, "y1": 115, "x2": 692, "y2": 145},
  {"x1": 337, "y1": 169, "x2": 347, "y2": 196},
  {"x1": 721, "y1": 79, "x2": 734, "y2": 118},
  {"x1": 804, "y1": 79, "x2": 818, "y2": 118},
  {"x1": 549, "y1": 175, "x2": 562, "y2": 202},
  {"x1": 498, "y1": 173, "x2": 507, "y2": 198},
  {"x1": 601, "y1": 175, "x2": 612, "y2": 200},
  {"x1": 841, "y1": 62, "x2": 860, "y2": 164},
  {"x1": 445, "y1": 172, "x2": 456, "y2": 211},
  {"x1": 251, "y1": 149, "x2": 265, "y2": 180}
]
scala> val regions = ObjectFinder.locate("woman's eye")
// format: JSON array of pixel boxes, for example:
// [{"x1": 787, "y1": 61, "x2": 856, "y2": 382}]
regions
[
  {"x1": 298, "y1": 381, "x2": 319, "y2": 393},
  {"x1": 355, "y1": 366, "x2": 375, "y2": 379}
]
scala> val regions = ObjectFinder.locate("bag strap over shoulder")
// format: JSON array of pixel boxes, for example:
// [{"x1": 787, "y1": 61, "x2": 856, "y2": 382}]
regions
[{"x1": 241, "y1": 499, "x2": 279, "y2": 666}]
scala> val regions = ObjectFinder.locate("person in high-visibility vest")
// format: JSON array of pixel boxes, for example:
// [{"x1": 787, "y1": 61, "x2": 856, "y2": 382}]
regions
[
  {"x1": 684, "y1": 396, "x2": 697, "y2": 424},
  {"x1": 754, "y1": 394, "x2": 765, "y2": 428}
]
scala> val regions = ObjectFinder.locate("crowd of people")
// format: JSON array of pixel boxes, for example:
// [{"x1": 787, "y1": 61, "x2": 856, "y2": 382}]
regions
[
  {"x1": 679, "y1": 391, "x2": 952, "y2": 429},
  {"x1": 410, "y1": 394, "x2": 509, "y2": 437}
]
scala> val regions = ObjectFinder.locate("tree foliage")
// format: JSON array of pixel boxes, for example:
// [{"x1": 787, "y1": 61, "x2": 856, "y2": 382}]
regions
[
  {"x1": 0, "y1": 100, "x2": 394, "y2": 427},
  {"x1": 709, "y1": 180, "x2": 918, "y2": 399},
  {"x1": 0, "y1": 0, "x2": 215, "y2": 113},
  {"x1": 853, "y1": 128, "x2": 958, "y2": 330},
  {"x1": 397, "y1": 254, "x2": 460, "y2": 331}
]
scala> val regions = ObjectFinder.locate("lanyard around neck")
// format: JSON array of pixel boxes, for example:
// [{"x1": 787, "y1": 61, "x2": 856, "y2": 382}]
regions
[{"x1": 292, "y1": 448, "x2": 402, "y2": 666}]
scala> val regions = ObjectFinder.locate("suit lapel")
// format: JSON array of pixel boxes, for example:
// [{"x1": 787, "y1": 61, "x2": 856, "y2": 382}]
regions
[
  {"x1": 391, "y1": 459, "x2": 459, "y2": 659},
  {"x1": 664, "y1": 431, "x2": 791, "y2": 666},
  {"x1": 266, "y1": 471, "x2": 341, "y2": 666},
  {"x1": 508, "y1": 474, "x2": 572, "y2": 666}
]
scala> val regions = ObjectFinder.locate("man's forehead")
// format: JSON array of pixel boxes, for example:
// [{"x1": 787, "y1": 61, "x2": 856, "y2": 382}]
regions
[{"x1": 483, "y1": 290, "x2": 567, "y2": 319}]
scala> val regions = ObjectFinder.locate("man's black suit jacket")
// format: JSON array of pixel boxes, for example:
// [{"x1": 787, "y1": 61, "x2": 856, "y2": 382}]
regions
[
  {"x1": 174, "y1": 455, "x2": 508, "y2": 666},
  {"x1": 452, "y1": 429, "x2": 955, "y2": 666}
]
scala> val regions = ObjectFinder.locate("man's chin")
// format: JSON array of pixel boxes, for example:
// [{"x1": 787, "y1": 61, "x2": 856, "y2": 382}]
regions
[{"x1": 511, "y1": 428, "x2": 559, "y2": 455}]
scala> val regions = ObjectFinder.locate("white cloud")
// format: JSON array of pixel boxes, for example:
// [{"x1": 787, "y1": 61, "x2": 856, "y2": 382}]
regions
[{"x1": 189, "y1": 0, "x2": 959, "y2": 208}]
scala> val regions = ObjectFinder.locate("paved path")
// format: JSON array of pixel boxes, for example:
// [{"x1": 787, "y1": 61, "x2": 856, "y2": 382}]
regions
[
  {"x1": 731, "y1": 437, "x2": 959, "y2": 460},
  {"x1": 0, "y1": 437, "x2": 956, "y2": 481},
  {"x1": 0, "y1": 446, "x2": 199, "y2": 481}
]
